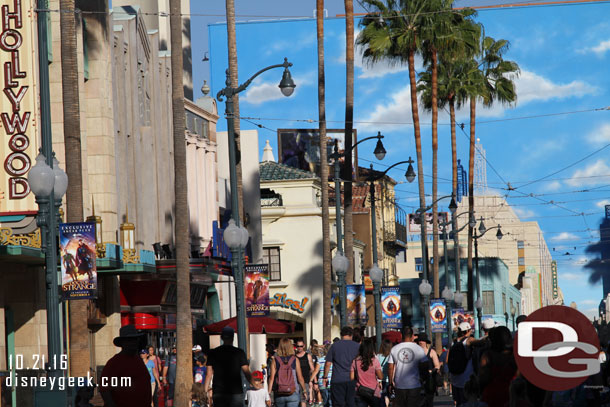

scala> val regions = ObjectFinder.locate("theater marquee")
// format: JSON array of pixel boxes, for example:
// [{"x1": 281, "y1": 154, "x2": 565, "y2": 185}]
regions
[{"x1": 0, "y1": 0, "x2": 39, "y2": 214}]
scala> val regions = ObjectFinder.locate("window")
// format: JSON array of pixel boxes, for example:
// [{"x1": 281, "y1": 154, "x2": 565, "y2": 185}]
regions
[
  {"x1": 502, "y1": 293, "x2": 506, "y2": 314},
  {"x1": 517, "y1": 241, "x2": 524, "y2": 249},
  {"x1": 415, "y1": 257, "x2": 423, "y2": 272},
  {"x1": 518, "y1": 257, "x2": 525, "y2": 266},
  {"x1": 482, "y1": 291, "x2": 495, "y2": 314},
  {"x1": 262, "y1": 247, "x2": 281, "y2": 281}
]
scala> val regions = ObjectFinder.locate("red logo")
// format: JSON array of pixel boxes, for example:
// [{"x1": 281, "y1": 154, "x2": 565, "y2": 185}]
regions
[{"x1": 514, "y1": 305, "x2": 600, "y2": 391}]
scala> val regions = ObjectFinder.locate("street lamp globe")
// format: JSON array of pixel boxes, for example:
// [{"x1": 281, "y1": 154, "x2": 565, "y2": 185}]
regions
[
  {"x1": 52, "y1": 158, "x2": 68, "y2": 201},
  {"x1": 454, "y1": 291, "x2": 464, "y2": 306},
  {"x1": 373, "y1": 138, "x2": 386, "y2": 161},
  {"x1": 332, "y1": 252, "x2": 349, "y2": 275},
  {"x1": 469, "y1": 215, "x2": 477, "y2": 229},
  {"x1": 278, "y1": 67, "x2": 296, "y2": 97},
  {"x1": 475, "y1": 297, "x2": 483, "y2": 311},
  {"x1": 496, "y1": 226, "x2": 503, "y2": 240},
  {"x1": 28, "y1": 153, "x2": 55, "y2": 198},
  {"x1": 442, "y1": 286, "x2": 454, "y2": 301},
  {"x1": 419, "y1": 279, "x2": 432, "y2": 296},
  {"x1": 239, "y1": 224, "x2": 249, "y2": 248},
  {"x1": 223, "y1": 219, "x2": 244, "y2": 250},
  {"x1": 448, "y1": 197, "x2": 458, "y2": 214},
  {"x1": 405, "y1": 158, "x2": 416, "y2": 183},
  {"x1": 478, "y1": 218, "x2": 486, "y2": 235},
  {"x1": 510, "y1": 304, "x2": 517, "y2": 317},
  {"x1": 370, "y1": 264, "x2": 384, "y2": 284}
]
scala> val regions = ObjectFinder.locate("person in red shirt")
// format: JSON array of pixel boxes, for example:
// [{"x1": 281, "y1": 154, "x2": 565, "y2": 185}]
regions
[{"x1": 100, "y1": 325, "x2": 152, "y2": 407}]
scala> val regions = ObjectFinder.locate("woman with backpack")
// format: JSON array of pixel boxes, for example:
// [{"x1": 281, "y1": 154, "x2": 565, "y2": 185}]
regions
[
  {"x1": 416, "y1": 333, "x2": 441, "y2": 407},
  {"x1": 376, "y1": 339, "x2": 393, "y2": 407},
  {"x1": 478, "y1": 326, "x2": 517, "y2": 407},
  {"x1": 269, "y1": 338, "x2": 307, "y2": 407},
  {"x1": 350, "y1": 338, "x2": 383, "y2": 407}
]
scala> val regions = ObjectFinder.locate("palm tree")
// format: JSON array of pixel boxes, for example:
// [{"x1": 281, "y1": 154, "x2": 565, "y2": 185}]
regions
[
  {"x1": 317, "y1": 0, "x2": 332, "y2": 341},
  {"x1": 466, "y1": 35, "x2": 519, "y2": 310},
  {"x1": 358, "y1": 0, "x2": 430, "y2": 269},
  {"x1": 169, "y1": 0, "x2": 192, "y2": 405},
  {"x1": 343, "y1": 0, "x2": 355, "y2": 284},
  {"x1": 60, "y1": 0, "x2": 88, "y2": 377}
]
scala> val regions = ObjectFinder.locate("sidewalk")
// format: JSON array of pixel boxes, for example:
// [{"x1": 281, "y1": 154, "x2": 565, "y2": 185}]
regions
[{"x1": 434, "y1": 394, "x2": 455, "y2": 406}]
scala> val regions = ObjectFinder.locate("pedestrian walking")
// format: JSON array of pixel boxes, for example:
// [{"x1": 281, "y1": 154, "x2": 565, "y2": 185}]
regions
[
  {"x1": 246, "y1": 371, "x2": 271, "y2": 407},
  {"x1": 100, "y1": 325, "x2": 152, "y2": 407},
  {"x1": 147, "y1": 346, "x2": 162, "y2": 407},
  {"x1": 416, "y1": 333, "x2": 440, "y2": 407},
  {"x1": 439, "y1": 347, "x2": 450, "y2": 397},
  {"x1": 388, "y1": 326, "x2": 425, "y2": 407},
  {"x1": 323, "y1": 327, "x2": 360, "y2": 407},
  {"x1": 204, "y1": 326, "x2": 253, "y2": 407},
  {"x1": 269, "y1": 338, "x2": 307, "y2": 407},
  {"x1": 350, "y1": 338, "x2": 383, "y2": 407},
  {"x1": 194, "y1": 355, "x2": 207, "y2": 384},
  {"x1": 478, "y1": 326, "x2": 517, "y2": 407},
  {"x1": 376, "y1": 339, "x2": 392, "y2": 407},
  {"x1": 448, "y1": 322, "x2": 475, "y2": 406},
  {"x1": 317, "y1": 342, "x2": 332, "y2": 407},
  {"x1": 295, "y1": 339, "x2": 315, "y2": 407},
  {"x1": 141, "y1": 349, "x2": 161, "y2": 406},
  {"x1": 162, "y1": 346, "x2": 177, "y2": 407}
]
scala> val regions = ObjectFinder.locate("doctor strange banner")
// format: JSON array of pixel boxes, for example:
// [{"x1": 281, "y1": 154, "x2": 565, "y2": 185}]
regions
[{"x1": 60, "y1": 222, "x2": 97, "y2": 299}]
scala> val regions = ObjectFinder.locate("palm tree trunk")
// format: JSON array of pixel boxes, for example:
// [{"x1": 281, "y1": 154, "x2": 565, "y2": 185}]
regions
[
  {"x1": 343, "y1": 0, "x2": 355, "y2": 284},
  {"x1": 60, "y1": 0, "x2": 88, "y2": 378},
  {"x1": 407, "y1": 48, "x2": 428, "y2": 272},
  {"x1": 317, "y1": 0, "x2": 331, "y2": 341},
  {"x1": 226, "y1": 0, "x2": 244, "y2": 222},
  {"x1": 169, "y1": 1, "x2": 192, "y2": 405},
  {"x1": 431, "y1": 50, "x2": 441, "y2": 352},
  {"x1": 467, "y1": 97, "x2": 476, "y2": 311},
  {"x1": 450, "y1": 98, "x2": 460, "y2": 293}
]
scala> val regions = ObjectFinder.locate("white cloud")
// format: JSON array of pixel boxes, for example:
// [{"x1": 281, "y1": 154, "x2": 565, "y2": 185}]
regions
[
  {"x1": 584, "y1": 39, "x2": 610, "y2": 56},
  {"x1": 597, "y1": 199, "x2": 610, "y2": 208},
  {"x1": 513, "y1": 207, "x2": 536, "y2": 220},
  {"x1": 566, "y1": 159, "x2": 610, "y2": 186},
  {"x1": 541, "y1": 180, "x2": 562, "y2": 192},
  {"x1": 580, "y1": 299, "x2": 598, "y2": 306},
  {"x1": 551, "y1": 232, "x2": 579, "y2": 242},
  {"x1": 265, "y1": 34, "x2": 315, "y2": 56},
  {"x1": 560, "y1": 272, "x2": 583, "y2": 281},
  {"x1": 515, "y1": 71, "x2": 598, "y2": 104},
  {"x1": 588, "y1": 123, "x2": 610, "y2": 145},
  {"x1": 242, "y1": 72, "x2": 313, "y2": 106}
]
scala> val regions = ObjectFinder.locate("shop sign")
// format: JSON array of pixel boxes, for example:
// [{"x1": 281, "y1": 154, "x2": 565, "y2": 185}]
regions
[
  {"x1": 1, "y1": 0, "x2": 39, "y2": 213},
  {"x1": 270, "y1": 293, "x2": 309, "y2": 313}
]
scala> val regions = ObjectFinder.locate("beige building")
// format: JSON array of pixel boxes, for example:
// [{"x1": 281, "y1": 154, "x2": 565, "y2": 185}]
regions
[{"x1": 398, "y1": 195, "x2": 557, "y2": 315}]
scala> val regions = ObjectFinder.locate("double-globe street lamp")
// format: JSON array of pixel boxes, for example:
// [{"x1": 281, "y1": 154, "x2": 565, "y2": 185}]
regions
[
  {"x1": 440, "y1": 212, "x2": 475, "y2": 341},
  {"x1": 217, "y1": 58, "x2": 296, "y2": 352},
  {"x1": 330, "y1": 132, "x2": 386, "y2": 327},
  {"x1": 367, "y1": 160, "x2": 416, "y2": 348},
  {"x1": 511, "y1": 304, "x2": 517, "y2": 332},
  {"x1": 28, "y1": 153, "x2": 68, "y2": 375},
  {"x1": 473, "y1": 217, "x2": 503, "y2": 337},
  {"x1": 416, "y1": 195, "x2": 457, "y2": 336}
]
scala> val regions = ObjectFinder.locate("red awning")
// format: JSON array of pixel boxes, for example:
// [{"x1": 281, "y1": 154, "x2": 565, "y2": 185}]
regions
[
  {"x1": 203, "y1": 317, "x2": 292, "y2": 334},
  {"x1": 382, "y1": 330, "x2": 402, "y2": 344}
]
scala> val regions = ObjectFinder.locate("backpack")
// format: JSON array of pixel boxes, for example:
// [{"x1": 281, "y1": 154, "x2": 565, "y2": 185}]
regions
[
  {"x1": 275, "y1": 356, "x2": 296, "y2": 396},
  {"x1": 448, "y1": 340, "x2": 469, "y2": 375}
]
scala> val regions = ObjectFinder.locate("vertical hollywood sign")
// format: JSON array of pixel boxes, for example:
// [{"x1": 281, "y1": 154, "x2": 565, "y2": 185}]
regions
[{"x1": 1, "y1": 0, "x2": 30, "y2": 199}]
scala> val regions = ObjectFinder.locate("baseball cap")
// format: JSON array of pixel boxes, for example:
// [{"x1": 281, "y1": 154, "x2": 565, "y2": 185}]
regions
[
  {"x1": 482, "y1": 319, "x2": 495, "y2": 330},
  {"x1": 252, "y1": 371, "x2": 264, "y2": 381},
  {"x1": 192, "y1": 345, "x2": 202, "y2": 351},
  {"x1": 221, "y1": 326, "x2": 235, "y2": 338},
  {"x1": 139, "y1": 349, "x2": 148, "y2": 355},
  {"x1": 458, "y1": 322, "x2": 472, "y2": 331}
]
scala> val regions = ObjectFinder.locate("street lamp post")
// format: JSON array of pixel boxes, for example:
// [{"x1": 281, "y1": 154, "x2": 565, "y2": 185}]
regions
[
  {"x1": 332, "y1": 252, "x2": 350, "y2": 327},
  {"x1": 217, "y1": 58, "x2": 296, "y2": 352},
  {"x1": 367, "y1": 160, "x2": 415, "y2": 346},
  {"x1": 419, "y1": 279, "x2": 432, "y2": 333},
  {"x1": 28, "y1": 153, "x2": 68, "y2": 376},
  {"x1": 473, "y1": 217, "x2": 503, "y2": 338},
  {"x1": 329, "y1": 132, "x2": 386, "y2": 327},
  {"x1": 416, "y1": 194, "x2": 457, "y2": 335},
  {"x1": 442, "y1": 286, "x2": 454, "y2": 345},
  {"x1": 370, "y1": 265, "x2": 384, "y2": 349}
]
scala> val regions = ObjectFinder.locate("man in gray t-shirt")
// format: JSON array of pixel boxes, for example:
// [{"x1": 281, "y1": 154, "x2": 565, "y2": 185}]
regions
[
  {"x1": 389, "y1": 326, "x2": 425, "y2": 407},
  {"x1": 323, "y1": 327, "x2": 360, "y2": 407}
]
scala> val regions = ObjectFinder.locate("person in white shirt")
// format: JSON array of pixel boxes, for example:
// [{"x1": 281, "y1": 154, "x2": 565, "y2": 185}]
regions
[
  {"x1": 388, "y1": 326, "x2": 425, "y2": 407},
  {"x1": 246, "y1": 371, "x2": 271, "y2": 407}
]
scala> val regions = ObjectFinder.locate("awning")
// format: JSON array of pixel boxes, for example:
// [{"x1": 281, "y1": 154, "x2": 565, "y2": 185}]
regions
[{"x1": 203, "y1": 316, "x2": 292, "y2": 334}]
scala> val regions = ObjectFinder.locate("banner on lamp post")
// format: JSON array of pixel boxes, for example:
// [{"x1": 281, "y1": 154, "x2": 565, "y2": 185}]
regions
[
  {"x1": 59, "y1": 222, "x2": 98, "y2": 300},
  {"x1": 451, "y1": 308, "x2": 475, "y2": 331},
  {"x1": 381, "y1": 287, "x2": 401, "y2": 329},
  {"x1": 347, "y1": 284, "x2": 367, "y2": 326},
  {"x1": 430, "y1": 298, "x2": 447, "y2": 333},
  {"x1": 245, "y1": 264, "x2": 270, "y2": 317}
]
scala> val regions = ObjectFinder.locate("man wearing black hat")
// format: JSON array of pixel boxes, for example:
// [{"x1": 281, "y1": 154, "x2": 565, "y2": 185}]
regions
[
  {"x1": 100, "y1": 325, "x2": 152, "y2": 407},
  {"x1": 204, "y1": 326, "x2": 252, "y2": 407}
]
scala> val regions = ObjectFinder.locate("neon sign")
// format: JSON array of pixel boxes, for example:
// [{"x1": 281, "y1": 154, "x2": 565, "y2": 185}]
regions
[{"x1": 270, "y1": 293, "x2": 309, "y2": 314}]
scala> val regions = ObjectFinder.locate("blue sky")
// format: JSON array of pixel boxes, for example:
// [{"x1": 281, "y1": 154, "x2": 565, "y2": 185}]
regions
[{"x1": 191, "y1": 1, "x2": 610, "y2": 319}]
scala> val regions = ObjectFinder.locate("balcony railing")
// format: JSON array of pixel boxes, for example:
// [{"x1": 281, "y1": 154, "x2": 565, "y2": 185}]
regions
[{"x1": 261, "y1": 196, "x2": 283, "y2": 207}]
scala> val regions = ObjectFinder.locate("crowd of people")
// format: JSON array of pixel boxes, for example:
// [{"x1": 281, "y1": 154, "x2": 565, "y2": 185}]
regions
[{"x1": 98, "y1": 321, "x2": 610, "y2": 407}]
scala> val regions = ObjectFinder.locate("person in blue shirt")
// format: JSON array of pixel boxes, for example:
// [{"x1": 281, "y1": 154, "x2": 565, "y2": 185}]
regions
[
  {"x1": 194, "y1": 355, "x2": 207, "y2": 384},
  {"x1": 322, "y1": 327, "x2": 360, "y2": 407}
]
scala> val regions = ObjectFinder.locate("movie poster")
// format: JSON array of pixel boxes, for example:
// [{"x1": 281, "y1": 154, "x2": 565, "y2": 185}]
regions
[
  {"x1": 381, "y1": 287, "x2": 401, "y2": 329},
  {"x1": 346, "y1": 284, "x2": 367, "y2": 325},
  {"x1": 430, "y1": 298, "x2": 447, "y2": 333},
  {"x1": 59, "y1": 222, "x2": 97, "y2": 300},
  {"x1": 451, "y1": 308, "x2": 475, "y2": 331},
  {"x1": 245, "y1": 264, "x2": 270, "y2": 317}
]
